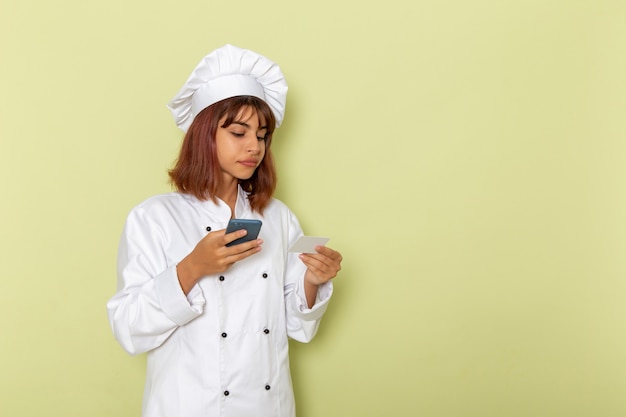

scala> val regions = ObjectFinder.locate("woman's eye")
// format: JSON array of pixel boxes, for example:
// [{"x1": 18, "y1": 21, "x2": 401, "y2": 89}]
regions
[
  {"x1": 231, "y1": 131, "x2": 245, "y2": 137},
  {"x1": 257, "y1": 136, "x2": 267, "y2": 141}
]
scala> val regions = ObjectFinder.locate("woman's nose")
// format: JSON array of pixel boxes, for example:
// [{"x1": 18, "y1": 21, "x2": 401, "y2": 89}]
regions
[{"x1": 247, "y1": 136, "x2": 261, "y2": 154}]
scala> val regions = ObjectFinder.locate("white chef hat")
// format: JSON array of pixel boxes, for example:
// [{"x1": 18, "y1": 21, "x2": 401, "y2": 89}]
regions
[{"x1": 167, "y1": 44, "x2": 288, "y2": 133}]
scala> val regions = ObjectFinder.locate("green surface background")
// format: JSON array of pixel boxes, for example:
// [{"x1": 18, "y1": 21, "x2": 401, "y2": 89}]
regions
[{"x1": 1, "y1": 1, "x2": 625, "y2": 416}]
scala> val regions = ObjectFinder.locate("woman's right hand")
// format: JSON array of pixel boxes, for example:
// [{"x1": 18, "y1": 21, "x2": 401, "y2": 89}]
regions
[{"x1": 176, "y1": 228, "x2": 263, "y2": 294}]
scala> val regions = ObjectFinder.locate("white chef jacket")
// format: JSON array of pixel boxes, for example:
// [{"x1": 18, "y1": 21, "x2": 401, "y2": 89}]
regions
[{"x1": 107, "y1": 186, "x2": 332, "y2": 417}]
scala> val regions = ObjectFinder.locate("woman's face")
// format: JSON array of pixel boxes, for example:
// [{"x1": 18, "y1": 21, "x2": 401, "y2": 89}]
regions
[{"x1": 215, "y1": 106, "x2": 267, "y2": 182}]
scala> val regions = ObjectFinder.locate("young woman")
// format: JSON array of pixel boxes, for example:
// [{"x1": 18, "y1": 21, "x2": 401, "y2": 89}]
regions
[{"x1": 107, "y1": 45, "x2": 342, "y2": 417}]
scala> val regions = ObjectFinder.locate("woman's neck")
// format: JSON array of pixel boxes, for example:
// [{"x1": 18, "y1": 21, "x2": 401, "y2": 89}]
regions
[{"x1": 216, "y1": 181, "x2": 239, "y2": 218}]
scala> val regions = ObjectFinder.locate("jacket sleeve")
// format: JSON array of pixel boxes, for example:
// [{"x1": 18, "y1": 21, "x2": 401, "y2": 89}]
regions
[
  {"x1": 283, "y1": 210, "x2": 333, "y2": 343},
  {"x1": 106, "y1": 206, "x2": 205, "y2": 355}
]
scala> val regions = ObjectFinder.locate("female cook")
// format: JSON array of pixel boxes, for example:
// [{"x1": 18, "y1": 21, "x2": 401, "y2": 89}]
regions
[{"x1": 107, "y1": 44, "x2": 342, "y2": 417}]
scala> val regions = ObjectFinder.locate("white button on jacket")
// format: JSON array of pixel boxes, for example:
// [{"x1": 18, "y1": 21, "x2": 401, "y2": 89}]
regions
[{"x1": 107, "y1": 186, "x2": 333, "y2": 417}]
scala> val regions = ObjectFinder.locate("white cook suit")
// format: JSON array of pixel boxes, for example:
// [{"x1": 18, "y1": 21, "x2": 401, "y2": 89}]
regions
[{"x1": 107, "y1": 186, "x2": 332, "y2": 417}]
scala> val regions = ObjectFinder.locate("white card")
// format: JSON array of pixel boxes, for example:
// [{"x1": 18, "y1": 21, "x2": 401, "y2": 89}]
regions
[{"x1": 288, "y1": 236, "x2": 330, "y2": 253}]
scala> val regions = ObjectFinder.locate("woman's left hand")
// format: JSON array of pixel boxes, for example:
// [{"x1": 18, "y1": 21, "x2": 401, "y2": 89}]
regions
[{"x1": 300, "y1": 246, "x2": 343, "y2": 286}]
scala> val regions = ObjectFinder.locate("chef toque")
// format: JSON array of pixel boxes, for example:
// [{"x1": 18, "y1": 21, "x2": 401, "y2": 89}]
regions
[{"x1": 167, "y1": 44, "x2": 288, "y2": 133}]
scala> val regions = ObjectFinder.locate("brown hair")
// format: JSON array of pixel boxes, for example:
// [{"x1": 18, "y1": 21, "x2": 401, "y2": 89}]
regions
[{"x1": 168, "y1": 96, "x2": 277, "y2": 214}]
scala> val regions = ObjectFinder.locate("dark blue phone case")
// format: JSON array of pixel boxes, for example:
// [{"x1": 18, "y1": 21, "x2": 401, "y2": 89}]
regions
[{"x1": 225, "y1": 219, "x2": 263, "y2": 247}]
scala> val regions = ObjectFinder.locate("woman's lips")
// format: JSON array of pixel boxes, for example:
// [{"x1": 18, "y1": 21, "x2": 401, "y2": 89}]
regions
[{"x1": 238, "y1": 159, "x2": 259, "y2": 167}]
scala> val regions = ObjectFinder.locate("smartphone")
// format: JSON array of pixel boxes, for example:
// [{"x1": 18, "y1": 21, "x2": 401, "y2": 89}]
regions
[{"x1": 225, "y1": 219, "x2": 262, "y2": 247}]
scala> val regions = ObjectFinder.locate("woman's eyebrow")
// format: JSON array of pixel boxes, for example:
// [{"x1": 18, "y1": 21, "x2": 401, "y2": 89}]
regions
[{"x1": 231, "y1": 121, "x2": 268, "y2": 130}]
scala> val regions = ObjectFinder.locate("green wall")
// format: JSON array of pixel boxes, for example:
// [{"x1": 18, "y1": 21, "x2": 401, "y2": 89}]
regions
[{"x1": 2, "y1": 1, "x2": 625, "y2": 416}]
